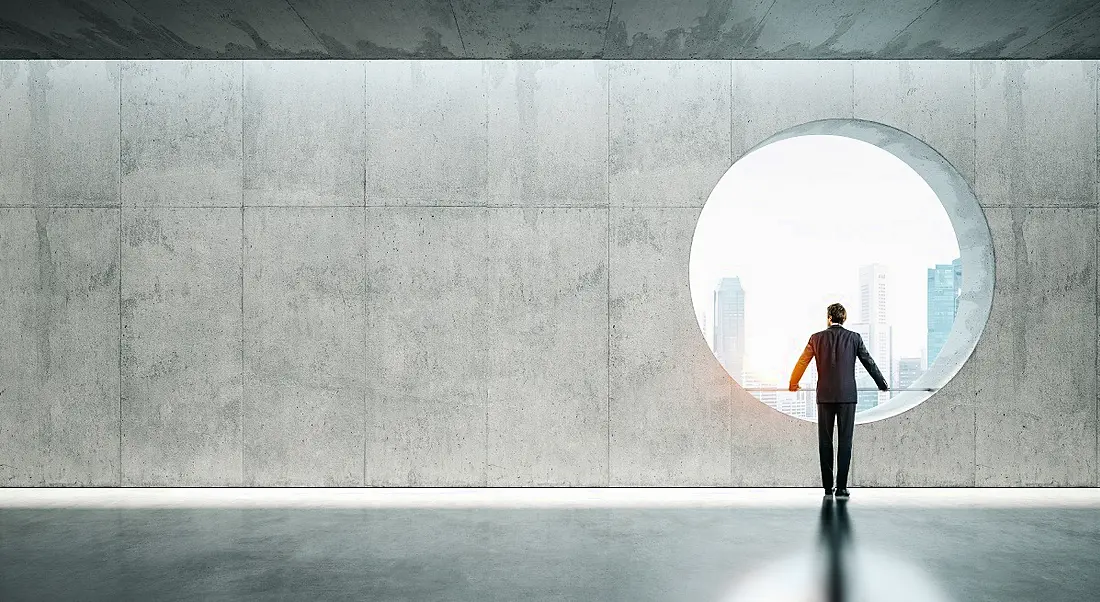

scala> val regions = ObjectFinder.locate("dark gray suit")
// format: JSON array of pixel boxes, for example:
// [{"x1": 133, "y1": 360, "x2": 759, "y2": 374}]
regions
[{"x1": 789, "y1": 323, "x2": 888, "y2": 490}]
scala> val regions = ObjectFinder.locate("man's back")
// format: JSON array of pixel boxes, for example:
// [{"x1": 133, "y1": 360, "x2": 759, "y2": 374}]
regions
[{"x1": 792, "y1": 324, "x2": 888, "y2": 403}]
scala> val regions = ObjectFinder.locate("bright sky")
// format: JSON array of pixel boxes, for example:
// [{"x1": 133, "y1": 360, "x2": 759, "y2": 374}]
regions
[{"x1": 689, "y1": 135, "x2": 960, "y2": 385}]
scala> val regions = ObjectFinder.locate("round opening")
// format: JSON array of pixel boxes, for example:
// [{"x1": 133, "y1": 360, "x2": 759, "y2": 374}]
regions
[{"x1": 689, "y1": 119, "x2": 994, "y2": 424}]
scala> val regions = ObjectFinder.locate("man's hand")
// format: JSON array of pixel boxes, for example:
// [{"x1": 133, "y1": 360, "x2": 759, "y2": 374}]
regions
[{"x1": 789, "y1": 383, "x2": 800, "y2": 392}]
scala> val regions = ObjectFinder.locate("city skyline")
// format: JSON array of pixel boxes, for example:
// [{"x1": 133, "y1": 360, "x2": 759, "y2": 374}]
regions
[
  {"x1": 690, "y1": 134, "x2": 961, "y2": 386},
  {"x1": 710, "y1": 257, "x2": 958, "y2": 418}
]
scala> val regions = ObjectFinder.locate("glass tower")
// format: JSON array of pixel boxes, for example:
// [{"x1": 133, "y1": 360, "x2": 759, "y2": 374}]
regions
[
  {"x1": 712, "y1": 277, "x2": 746, "y2": 382},
  {"x1": 927, "y1": 257, "x2": 962, "y2": 367}
]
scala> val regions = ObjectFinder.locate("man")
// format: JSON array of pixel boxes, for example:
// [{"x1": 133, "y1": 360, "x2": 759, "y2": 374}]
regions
[{"x1": 789, "y1": 303, "x2": 888, "y2": 499}]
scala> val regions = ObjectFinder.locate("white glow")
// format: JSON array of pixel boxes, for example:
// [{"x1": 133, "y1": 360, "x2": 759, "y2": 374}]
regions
[
  {"x1": 721, "y1": 545, "x2": 955, "y2": 602},
  {"x1": 690, "y1": 135, "x2": 960, "y2": 385}
]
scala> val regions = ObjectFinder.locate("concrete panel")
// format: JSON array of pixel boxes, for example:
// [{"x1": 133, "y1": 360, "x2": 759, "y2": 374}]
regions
[
  {"x1": 852, "y1": 359, "x2": 977, "y2": 487},
  {"x1": 854, "y1": 60, "x2": 976, "y2": 186},
  {"x1": 1009, "y1": 5, "x2": 1100, "y2": 60},
  {"x1": 732, "y1": 60, "x2": 854, "y2": 160},
  {"x1": 243, "y1": 208, "x2": 364, "y2": 485},
  {"x1": 0, "y1": 61, "x2": 119, "y2": 207},
  {"x1": 973, "y1": 207, "x2": 1096, "y2": 485},
  {"x1": 728, "y1": 389, "x2": 818, "y2": 487},
  {"x1": 121, "y1": 208, "x2": 242, "y2": 485},
  {"x1": 364, "y1": 208, "x2": 489, "y2": 485},
  {"x1": 365, "y1": 61, "x2": 488, "y2": 206},
  {"x1": 604, "y1": 0, "x2": 773, "y2": 59},
  {"x1": 454, "y1": 0, "x2": 612, "y2": 58},
  {"x1": 886, "y1": 0, "x2": 1097, "y2": 59},
  {"x1": 0, "y1": 62, "x2": 32, "y2": 205},
  {"x1": 747, "y1": 0, "x2": 936, "y2": 58},
  {"x1": 486, "y1": 61, "x2": 608, "y2": 207},
  {"x1": 0, "y1": 0, "x2": 162, "y2": 59},
  {"x1": 609, "y1": 61, "x2": 731, "y2": 207},
  {"x1": 975, "y1": 61, "x2": 1097, "y2": 206},
  {"x1": 0, "y1": 208, "x2": 119, "y2": 485},
  {"x1": 609, "y1": 207, "x2": 731, "y2": 485},
  {"x1": 121, "y1": 61, "x2": 242, "y2": 207},
  {"x1": 486, "y1": 208, "x2": 608, "y2": 485},
  {"x1": 122, "y1": 0, "x2": 328, "y2": 57},
  {"x1": 243, "y1": 61, "x2": 364, "y2": 207},
  {"x1": 289, "y1": 0, "x2": 464, "y2": 58}
]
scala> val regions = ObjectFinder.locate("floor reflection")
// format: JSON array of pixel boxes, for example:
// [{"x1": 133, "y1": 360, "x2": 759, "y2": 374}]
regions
[
  {"x1": 723, "y1": 497, "x2": 953, "y2": 602},
  {"x1": 820, "y1": 497, "x2": 851, "y2": 602},
  {"x1": 3, "y1": 494, "x2": 1099, "y2": 601}
]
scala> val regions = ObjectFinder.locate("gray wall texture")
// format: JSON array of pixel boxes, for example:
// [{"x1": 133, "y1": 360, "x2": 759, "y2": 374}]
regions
[{"x1": 0, "y1": 59, "x2": 1097, "y2": 487}]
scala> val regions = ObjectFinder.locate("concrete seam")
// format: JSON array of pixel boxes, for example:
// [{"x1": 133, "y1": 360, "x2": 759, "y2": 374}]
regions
[
  {"x1": 729, "y1": 60, "x2": 734, "y2": 487},
  {"x1": 729, "y1": 59, "x2": 734, "y2": 165},
  {"x1": 0, "y1": 203, "x2": 736, "y2": 209},
  {"x1": 363, "y1": 61, "x2": 367, "y2": 209},
  {"x1": 367, "y1": 61, "x2": 371, "y2": 488},
  {"x1": 117, "y1": 62, "x2": 123, "y2": 487},
  {"x1": 484, "y1": 209, "x2": 490, "y2": 488},
  {"x1": 1013, "y1": 4, "x2": 1099, "y2": 58},
  {"x1": 484, "y1": 68, "x2": 490, "y2": 489},
  {"x1": 446, "y1": 0, "x2": 467, "y2": 57},
  {"x1": 849, "y1": 60, "x2": 855, "y2": 118},
  {"x1": 362, "y1": 204, "x2": 367, "y2": 487},
  {"x1": 746, "y1": 0, "x2": 779, "y2": 46},
  {"x1": 282, "y1": 0, "x2": 327, "y2": 55},
  {"x1": 972, "y1": 58, "x2": 978, "y2": 487},
  {"x1": 239, "y1": 59, "x2": 246, "y2": 486},
  {"x1": 606, "y1": 64, "x2": 612, "y2": 487},
  {"x1": 882, "y1": 0, "x2": 941, "y2": 50},
  {"x1": 980, "y1": 204, "x2": 1099, "y2": 209}
]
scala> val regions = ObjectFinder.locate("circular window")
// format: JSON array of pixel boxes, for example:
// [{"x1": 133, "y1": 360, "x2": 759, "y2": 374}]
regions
[{"x1": 689, "y1": 119, "x2": 993, "y2": 424}]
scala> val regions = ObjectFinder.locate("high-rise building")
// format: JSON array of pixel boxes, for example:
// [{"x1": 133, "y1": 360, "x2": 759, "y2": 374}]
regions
[
  {"x1": 927, "y1": 257, "x2": 962, "y2": 367},
  {"x1": 795, "y1": 363, "x2": 818, "y2": 419},
  {"x1": 853, "y1": 264, "x2": 892, "y2": 411},
  {"x1": 743, "y1": 371, "x2": 778, "y2": 410},
  {"x1": 850, "y1": 322, "x2": 879, "y2": 411},
  {"x1": 897, "y1": 357, "x2": 923, "y2": 393},
  {"x1": 712, "y1": 277, "x2": 746, "y2": 382},
  {"x1": 859, "y1": 264, "x2": 889, "y2": 325}
]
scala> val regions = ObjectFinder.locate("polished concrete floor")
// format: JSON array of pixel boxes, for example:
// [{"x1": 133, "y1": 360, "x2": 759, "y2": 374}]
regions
[{"x1": 1, "y1": 489, "x2": 1098, "y2": 601}]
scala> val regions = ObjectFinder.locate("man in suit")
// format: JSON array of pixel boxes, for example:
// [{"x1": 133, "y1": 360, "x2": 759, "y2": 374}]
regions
[{"x1": 789, "y1": 303, "x2": 888, "y2": 499}]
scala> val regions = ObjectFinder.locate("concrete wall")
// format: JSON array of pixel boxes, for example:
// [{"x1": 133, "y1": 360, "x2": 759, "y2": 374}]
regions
[{"x1": 0, "y1": 59, "x2": 1096, "y2": 486}]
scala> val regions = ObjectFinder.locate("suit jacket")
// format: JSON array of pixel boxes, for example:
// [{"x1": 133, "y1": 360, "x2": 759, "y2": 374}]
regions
[{"x1": 789, "y1": 324, "x2": 888, "y2": 404}]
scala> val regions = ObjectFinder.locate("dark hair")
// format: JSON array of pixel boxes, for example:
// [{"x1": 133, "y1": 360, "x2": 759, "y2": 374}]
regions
[{"x1": 827, "y1": 303, "x2": 846, "y2": 324}]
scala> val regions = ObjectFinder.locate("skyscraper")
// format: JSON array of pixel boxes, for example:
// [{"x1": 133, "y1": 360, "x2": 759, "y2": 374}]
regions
[
  {"x1": 712, "y1": 277, "x2": 746, "y2": 382},
  {"x1": 897, "y1": 357, "x2": 923, "y2": 393},
  {"x1": 927, "y1": 257, "x2": 962, "y2": 367},
  {"x1": 697, "y1": 310, "x2": 709, "y2": 349},
  {"x1": 853, "y1": 264, "x2": 892, "y2": 411},
  {"x1": 795, "y1": 362, "x2": 818, "y2": 419},
  {"x1": 859, "y1": 264, "x2": 889, "y2": 325}
]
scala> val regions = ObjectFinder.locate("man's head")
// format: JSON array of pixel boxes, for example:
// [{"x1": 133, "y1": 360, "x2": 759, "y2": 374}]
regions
[{"x1": 827, "y1": 303, "x2": 846, "y2": 325}]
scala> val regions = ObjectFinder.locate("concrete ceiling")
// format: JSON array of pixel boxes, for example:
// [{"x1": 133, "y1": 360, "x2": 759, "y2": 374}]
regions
[{"x1": 2, "y1": 0, "x2": 1099, "y2": 59}]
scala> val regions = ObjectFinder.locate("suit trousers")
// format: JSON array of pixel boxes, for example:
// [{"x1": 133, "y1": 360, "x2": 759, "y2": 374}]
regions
[{"x1": 817, "y1": 402, "x2": 857, "y2": 490}]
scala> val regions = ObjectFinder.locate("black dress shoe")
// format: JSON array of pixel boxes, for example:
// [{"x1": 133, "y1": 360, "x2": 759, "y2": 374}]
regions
[
  {"x1": 835, "y1": 488, "x2": 850, "y2": 498},
  {"x1": 824, "y1": 487, "x2": 835, "y2": 497}
]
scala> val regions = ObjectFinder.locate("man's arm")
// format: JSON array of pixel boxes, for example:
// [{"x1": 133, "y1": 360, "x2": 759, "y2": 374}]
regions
[
  {"x1": 856, "y1": 335, "x2": 889, "y2": 391},
  {"x1": 789, "y1": 337, "x2": 814, "y2": 391}
]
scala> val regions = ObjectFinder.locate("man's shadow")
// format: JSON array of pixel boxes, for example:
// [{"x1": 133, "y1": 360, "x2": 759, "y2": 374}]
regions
[{"x1": 819, "y1": 496, "x2": 852, "y2": 602}]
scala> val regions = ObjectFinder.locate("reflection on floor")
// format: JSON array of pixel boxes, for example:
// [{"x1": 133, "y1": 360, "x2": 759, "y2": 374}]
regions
[{"x1": 1, "y1": 489, "x2": 1098, "y2": 601}]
